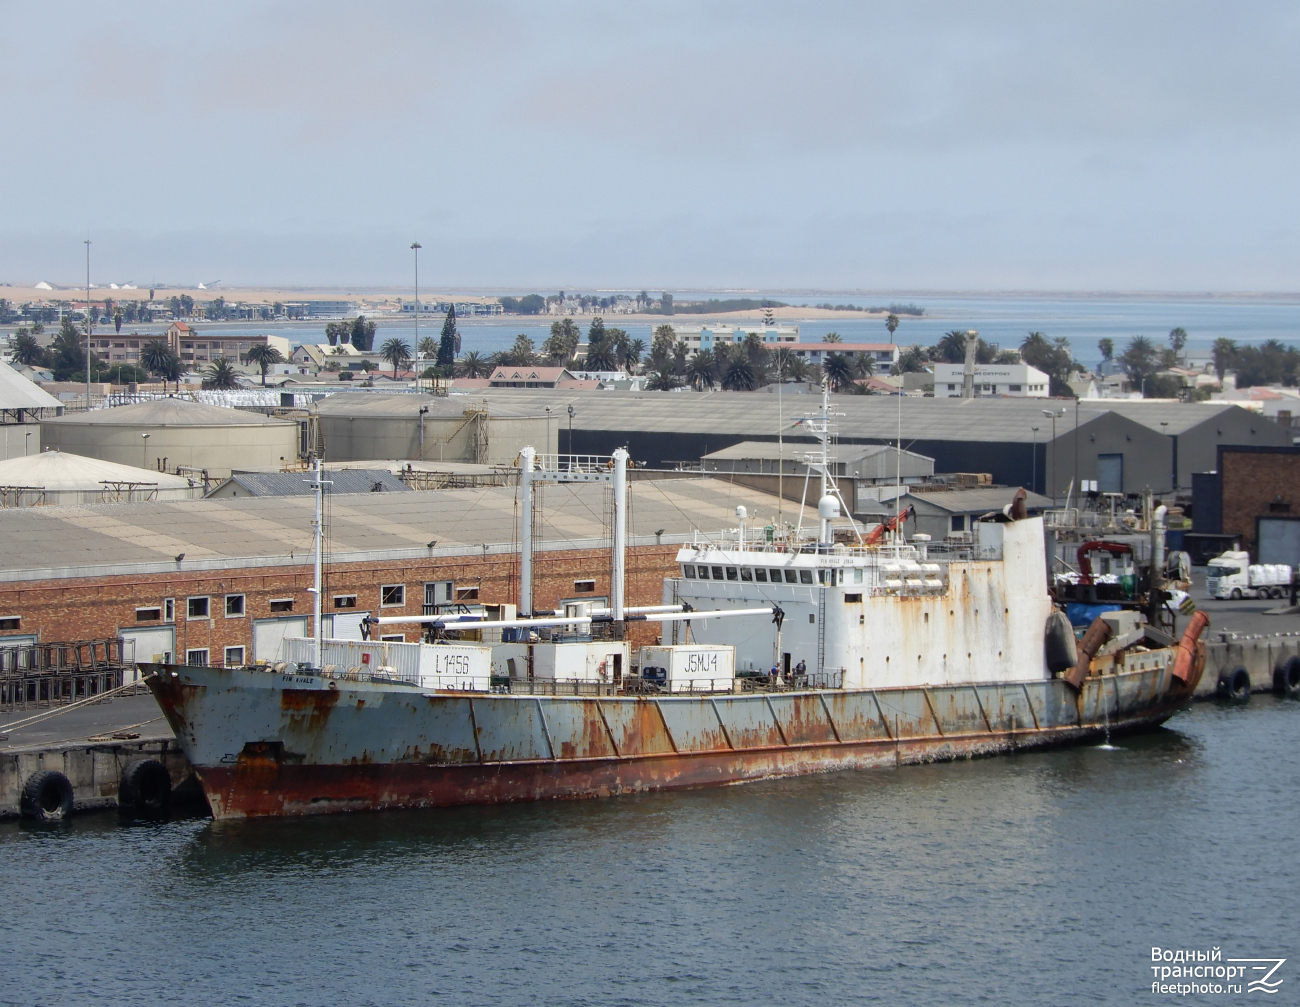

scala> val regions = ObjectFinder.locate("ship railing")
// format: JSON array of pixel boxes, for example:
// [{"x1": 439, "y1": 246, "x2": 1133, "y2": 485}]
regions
[{"x1": 496, "y1": 679, "x2": 620, "y2": 697}]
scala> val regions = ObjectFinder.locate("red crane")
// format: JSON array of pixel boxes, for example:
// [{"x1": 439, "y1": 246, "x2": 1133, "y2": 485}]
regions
[{"x1": 865, "y1": 505, "x2": 914, "y2": 546}]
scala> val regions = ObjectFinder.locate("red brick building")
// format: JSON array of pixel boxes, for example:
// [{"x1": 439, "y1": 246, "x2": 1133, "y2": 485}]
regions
[{"x1": 0, "y1": 479, "x2": 779, "y2": 665}]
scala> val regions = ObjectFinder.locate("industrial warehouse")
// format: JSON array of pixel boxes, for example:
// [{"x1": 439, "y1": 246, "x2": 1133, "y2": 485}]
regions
[{"x1": 0, "y1": 475, "x2": 784, "y2": 666}]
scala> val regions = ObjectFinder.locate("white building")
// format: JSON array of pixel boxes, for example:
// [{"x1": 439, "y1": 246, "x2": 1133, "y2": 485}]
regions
[
  {"x1": 666, "y1": 324, "x2": 799, "y2": 351},
  {"x1": 932, "y1": 363, "x2": 1050, "y2": 398},
  {"x1": 787, "y1": 342, "x2": 900, "y2": 374}
]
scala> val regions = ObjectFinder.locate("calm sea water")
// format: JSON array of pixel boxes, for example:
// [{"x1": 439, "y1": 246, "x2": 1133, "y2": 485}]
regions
[
  {"x1": 42, "y1": 293, "x2": 1300, "y2": 371},
  {"x1": 2, "y1": 697, "x2": 1296, "y2": 1006}
]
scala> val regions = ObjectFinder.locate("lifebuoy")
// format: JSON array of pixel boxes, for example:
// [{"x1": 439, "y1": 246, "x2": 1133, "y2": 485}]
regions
[
  {"x1": 119, "y1": 759, "x2": 172, "y2": 817},
  {"x1": 1273, "y1": 656, "x2": 1300, "y2": 698},
  {"x1": 20, "y1": 770, "x2": 74, "y2": 821}
]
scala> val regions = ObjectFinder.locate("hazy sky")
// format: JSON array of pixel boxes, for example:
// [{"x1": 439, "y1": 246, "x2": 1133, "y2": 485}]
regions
[{"x1": 4, "y1": 1, "x2": 1299, "y2": 291}]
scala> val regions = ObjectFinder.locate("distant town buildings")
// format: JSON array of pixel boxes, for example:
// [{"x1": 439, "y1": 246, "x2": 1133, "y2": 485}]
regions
[
  {"x1": 932, "y1": 363, "x2": 1051, "y2": 398},
  {"x1": 164, "y1": 322, "x2": 291, "y2": 367}
]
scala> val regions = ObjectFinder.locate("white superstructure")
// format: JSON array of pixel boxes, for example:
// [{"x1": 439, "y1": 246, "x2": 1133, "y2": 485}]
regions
[{"x1": 933, "y1": 363, "x2": 1050, "y2": 397}]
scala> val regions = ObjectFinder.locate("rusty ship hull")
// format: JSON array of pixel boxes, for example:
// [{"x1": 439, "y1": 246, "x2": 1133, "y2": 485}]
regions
[{"x1": 146, "y1": 661, "x2": 1200, "y2": 819}]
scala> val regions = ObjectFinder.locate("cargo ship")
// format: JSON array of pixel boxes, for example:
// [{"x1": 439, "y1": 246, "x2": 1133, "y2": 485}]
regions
[{"x1": 146, "y1": 391, "x2": 1208, "y2": 819}]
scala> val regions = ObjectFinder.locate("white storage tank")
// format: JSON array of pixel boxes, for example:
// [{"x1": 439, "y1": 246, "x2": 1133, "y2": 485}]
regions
[
  {"x1": 532, "y1": 641, "x2": 629, "y2": 683},
  {"x1": 638, "y1": 644, "x2": 735, "y2": 693}
]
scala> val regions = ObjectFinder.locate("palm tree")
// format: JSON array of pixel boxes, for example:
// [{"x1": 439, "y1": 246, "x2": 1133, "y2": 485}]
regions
[
  {"x1": 823, "y1": 352, "x2": 854, "y2": 391},
  {"x1": 1212, "y1": 338, "x2": 1237, "y2": 381},
  {"x1": 1119, "y1": 335, "x2": 1158, "y2": 394},
  {"x1": 380, "y1": 336, "x2": 413, "y2": 379},
  {"x1": 245, "y1": 343, "x2": 284, "y2": 386},
  {"x1": 721, "y1": 354, "x2": 758, "y2": 391},
  {"x1": 584, "y1": 336, "x2": 618, "y2": 371},
  {"x1": 457, "y1": 351, "x2": 489, "y2": 378},
  {"x1": 852, "y1": 354, "x2": 875, "y2": 379},
  {"x1": 1168, "y1": 327, "x2": 1189, "y2": 363},
  {"x1": 823, "y1": 332, "x2": 843, "y2": 343},
  {"x1": 645, "y1": 365, "x2": 680, "y2": 391},
  {"x1": 686, "y1": 350, "x2": 716, "y2": 391},
  {"x1": 935, "y1": 330, "x2": 971, "y2": 363},
  {"x1": 418, "y1": 336, "x2": 438, "y2": 360},
  {"x1": 201, "y1": 357, "x2": 240, "y2": 390},
  {"x1": 896, "y1": 345, "x2": 929, "y2": 373},
  {"x1": 139, "y1": 339, "x2": 173, "y2": 388},
  {"x1": 885, "y1": 314, "x2": 899, "y2": 342},
  {"x1": 10, "y1": 332, "x2": 45, "y2": 367},
  {"x1": 626, "y1": 337, "x2": 646, "y2": 371},
  {"x1": 1098, "y1": 337, "x2": 1115, "y2": 362}
]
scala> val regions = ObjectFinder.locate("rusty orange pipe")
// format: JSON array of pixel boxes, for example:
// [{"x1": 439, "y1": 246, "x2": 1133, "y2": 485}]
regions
[
  {"x1": 1064, "y1": 616, "x2": 1111, "y2": 690},
  {"x1": 1171, "y1": 610, "x2": 1210, "y2": 684}
]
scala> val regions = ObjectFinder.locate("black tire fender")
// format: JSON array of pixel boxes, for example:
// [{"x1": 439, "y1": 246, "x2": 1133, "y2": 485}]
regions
[
  {"x1": 1274, "y1": 656, "x2": 1300, "y2": 698},
  {"x1": 20, "y1": 770, "x2": 74, "y2": 821},
  {"x1": 119, "y1": 759, "x2": 172, "y2": 816},
  {"x1": 1218, "y1": 666, "x2": 1251, "y2": 701}
]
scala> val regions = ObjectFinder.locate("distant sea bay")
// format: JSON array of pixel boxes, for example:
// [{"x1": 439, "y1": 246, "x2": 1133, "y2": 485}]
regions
[{"x1": 54, "y1": 293, "x2": 1300, "y2": 370}]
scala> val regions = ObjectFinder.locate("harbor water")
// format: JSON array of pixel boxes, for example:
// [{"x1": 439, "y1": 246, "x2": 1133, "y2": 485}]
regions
[{"x1": 2, "y1": 697, "x2": 1296, "y2": 1006}]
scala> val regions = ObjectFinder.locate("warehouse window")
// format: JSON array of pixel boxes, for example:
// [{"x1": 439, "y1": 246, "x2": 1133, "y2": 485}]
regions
[
  {"x1": 135, "y1": 607, "x2": 161, "y2": 622},
  {"x1": 186, "y1": 648, "x2": 209, "y2": 667},
  {"x1": 456, "y1": 586, "x2": 479, "y2": 601},
  {"x1": 224, "y1": 646, "x2": 245, "y2": 667},
  {"x1": 381, "y1": 584, "x2": 405, "y2": 607},
  {"x1": 164, "y1": 598, "x2": 175, "y2": 622},
  {"x1": 380, "y1": 634, "x2": 405, "y2": 643},
  {"x1": 0, "y1": 616, "x2": 20, "y2": 631},
  {"x1": 187, "y1": 596, "x2": 210, "y2": 619},
  {"x1": 573, "y1": 580, "x2": 596, "y2": 594},
  {"x1": 225, "y1": 594, "x2": 245, "y2": 618},
  {"x1": 951, "y1": 515, "x2": 966, "y2": 532},
  {"x1": 334, "y1": 594, "x2": 357, "y2": 609},
  {"x1": 269, "y1": 598, "x2": 294, "y2": 613}
]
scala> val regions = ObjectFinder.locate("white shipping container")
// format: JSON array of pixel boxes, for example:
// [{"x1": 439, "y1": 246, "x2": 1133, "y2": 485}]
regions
[
  {"x1": 280, "y1": 637, "x2": 490, "y2": 691},
  {"x1": 532, "y1": 641, "x2": 629, "y2": 682},
  {"x1": 638, "y1": 645, "x2": 735, "y2": 693}
]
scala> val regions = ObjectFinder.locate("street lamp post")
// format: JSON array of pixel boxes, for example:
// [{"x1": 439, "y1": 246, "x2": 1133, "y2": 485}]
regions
[
  {"x1": 411, "y1": 241, "x2": 421, "y2": 385},
  {"x1": 1042, "y1": 407, "x2": 1066, "y2": 506},
  {"x1": 142, "y1": 432, "x2": 150, "y2": 470},
  {"x1": 545, "y1": 406, "x2": 552, "y2": 455},
  {"x1": 84, "y1": 238, "x2": 92, "y2": 409},
  {"x1": 567, "y1": 404, "x2": 575, "y2": 459},
  {"x1": 1031, "y1": 426, "x2": 1039, "y2": 493}
]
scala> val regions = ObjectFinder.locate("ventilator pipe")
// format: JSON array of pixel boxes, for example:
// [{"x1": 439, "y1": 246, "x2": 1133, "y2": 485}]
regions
[
  {"x1": 519, "y1": 446, "x2": 536, "y2": 616},
  {"x1": 612, "y1": 447, "x2": 628, "y2": 621}
]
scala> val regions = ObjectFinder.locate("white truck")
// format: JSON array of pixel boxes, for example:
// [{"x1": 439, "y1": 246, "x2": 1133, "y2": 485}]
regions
[{"x1": 1205, "y1": 551, "x2": 1293, "y2": 600}]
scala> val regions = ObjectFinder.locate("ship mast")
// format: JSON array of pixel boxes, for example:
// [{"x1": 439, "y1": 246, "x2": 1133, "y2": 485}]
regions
[{"x1": 309, "y1": 458, "x2": 330, "y2": 668}]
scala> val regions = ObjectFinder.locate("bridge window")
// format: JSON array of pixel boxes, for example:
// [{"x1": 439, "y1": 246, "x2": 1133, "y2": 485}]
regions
[
  {"x1": 799, "y1": 570, "x2": 814, "y2": 585},
  {"x1": 682, "y1": 565, "x2": 695, "y2": 578},
  {"x1": 754, "y1": 569, "x2": 768, "y2": 582}
]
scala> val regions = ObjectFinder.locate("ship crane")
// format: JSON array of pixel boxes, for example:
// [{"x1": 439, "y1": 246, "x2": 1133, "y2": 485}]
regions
[{"x1": 864, "y1": 504, "x2": 914, "y2": 547}]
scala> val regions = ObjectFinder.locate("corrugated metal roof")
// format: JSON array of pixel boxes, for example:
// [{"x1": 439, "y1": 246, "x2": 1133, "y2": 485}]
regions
[
  {"x1": 0, "y1": 360, "x2": 61, "y2": 410},
  {"x1": 313, "y1": 392, "x2": 542, "y2": 419},
  {"x1": 0, "y1": 477, "x2": 788, "y2": 579},
  {"x1": 859, "y1": 487, "x2": 1055, "y2": 514},
  {"x1": 455, "y1": 388, "x2": 1264, "y2": 444},
  {"x1": 43, "y1": 397, "x2": 294, "y2": 427},
  {"x1": 701, "y1": 440, "x2": 928, "y2": 463},
  {"x1": 212, "y1": 469, "x2": 410, "y2": 497}
]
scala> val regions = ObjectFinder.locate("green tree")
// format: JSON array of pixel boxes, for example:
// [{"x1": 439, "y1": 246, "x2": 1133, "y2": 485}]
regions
[
  {"x1": 1119, "y1": 335, "x2": 1159, "y2": 394},
  {"x1": 645, "y1": 365, "x2": 681, "y2": 391},
  {"x1": 417, "y1": 336, "x2": 438, "y2": 361},
  {"x1": 380, "y1": 337, "x2": 413, "y2": 379},
  {"x1": 687, "y1": 350, "x2": 716, "y2": 390},
  {"x1": 201, "y1": 357, "x2": 240, "y2": 390},
  {"x1": 1232, "y1": 340, "x2": 1300, "y2": 388},
  {"x1": 823, "y1": 352, "x2": 854, "y2": 391},
  {"x1": 436, "y1": 307, "x2": 458, "y2": 369},
  {"x1": 47, "y1": 317, "x2": 101, "y2": 381},
  {"x1": 584, "y1": 331, "x2": 618, "y2": 371},
  {"x1": 823, "y1": 331, "x2": 842, "y2": 343},
  {"x1": 626, "y1": 337, "x2": 646, "y2": 371},
  {"x1": 1212, "y1": 338, "x2": 1237, "y2": 381},
  {"x1": 543, "y1": 318, "x2": 581, "y2": 363},
  {"x1": 1020, "y1": 331, "x2": 1078, "y2": 396},
  {"x1": 245, "y1": 343, "x2": 285, "y2": 386},
  {"x1": 324, "y1": 321, "x2": 347, "y2": 346},
  {"x1": 1098, "y1": 337, "x2": 1114, "y2": 362},
  {"x1": 1168, "y1": 327, "x2": 1189, "y2": 363},
  {"x1": 885, "y1": 314, "x2": 899, "y2": 342},
  {"x1": 502, "y1": 334, "x2": 537, "y2": 366},
  {"x1": 457, "y1": 351, "x2": 490, "y2": 378},
  {"x1": 721, "y1": 351, "x2": 758, "y2": 391},
  {"x1": 934, "y1": 330, "x2": 973, "y2": 363},
  {"x1": 896, "y1": 345, "x2": 929, "y2": 373},
  {"x1": 993, "y1": 349, "x2": 1020, "y2": 364},
  {"x1": 113, "y1": 307, "x2": 123, "y2": 333},
  {"x1": 660, "y1": 292, "x2": 674, "y2": 314},
  {"x1": 350, "y1": 315, "x2": 377, "y2": 351},
  {"x1": 852, "y1": 354, "x2": 876, "y2": 379},
  {"x1": 139, "y1": 339, "x2": 179, "y2": 391},
  {"x1": 10, "y1": 331, "x2": 45, "y2": 367}
]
